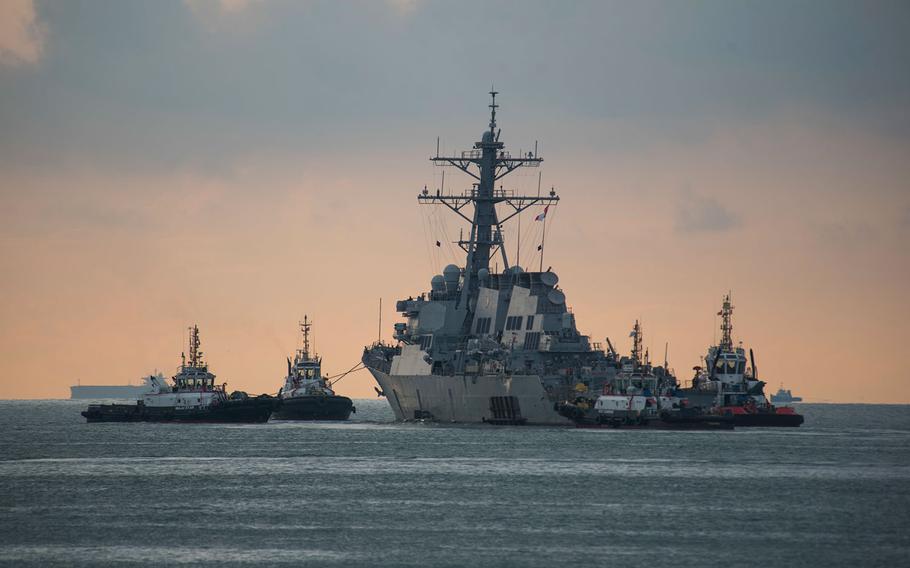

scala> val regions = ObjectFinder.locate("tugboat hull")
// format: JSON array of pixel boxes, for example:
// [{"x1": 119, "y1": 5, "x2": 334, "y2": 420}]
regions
[
  {"x1": 81, "y1": 397, "x2": 277, "y2": 423},
  {"x1": 271, "y1": 395, "x2": 354, "y2": 421},
  {"x1": 730, "y1": 412, "x2": 804, "y2": 427},
  {"x1": 556, "y1": 402, "x2": 734, "y2": 430}
]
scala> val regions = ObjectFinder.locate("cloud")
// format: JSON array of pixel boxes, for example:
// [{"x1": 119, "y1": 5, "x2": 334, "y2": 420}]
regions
[
  {"x1": 184, "y1": 0, "x2": 261, "y2": 14},
  {"x1": 183, "y1": 0, "x2": 265, "y2": 29},
  {"x1": 901, "y1": 206, "x2": 910, "y2": 229},
  {"x1": 674, "y1": 188, "x2": 741, "y2": 234},
  {"x1": 386, "y1": 0, "x2": 422, "y2": 15},
  {"x1": 0, "y1": 0, "x2": 45, "y2": 65},
  {"x1": 814, "y1": 219, "x2": 877, "y2": 248}
]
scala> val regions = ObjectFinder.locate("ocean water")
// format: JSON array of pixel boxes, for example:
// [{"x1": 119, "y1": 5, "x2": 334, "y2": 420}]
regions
[{"x1": 1, "y1": 401, "x2": 908, "y2": 567}]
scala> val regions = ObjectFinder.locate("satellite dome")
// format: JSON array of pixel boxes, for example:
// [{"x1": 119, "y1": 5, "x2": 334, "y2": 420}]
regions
[
  {"x1": 540, "y1": 272, "x2": 559, "y2": 287},
  {"x1": 431, "y1": 274, "x2": 445, "y2": 292},
  {"x1": 443, "y1": 264, "x2": 460, "y2": 292},
  {"x1": 477, "y1": 268, "x2": 489, "y2": 282},
  {"x1": 482, "y1": 130, "x2": 494, "y2": 143},
  {"x1": 511, "y1": 265, "x2": 524, "y2": 274}
]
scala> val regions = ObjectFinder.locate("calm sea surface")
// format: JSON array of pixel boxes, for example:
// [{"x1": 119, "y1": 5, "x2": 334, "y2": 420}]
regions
[{"x1": 1, "y1": 400, "x2": 908, "y2": 567}]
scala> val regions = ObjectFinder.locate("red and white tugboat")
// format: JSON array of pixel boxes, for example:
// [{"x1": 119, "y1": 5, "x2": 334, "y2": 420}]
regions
[
  {"x1": 82, "y1": 325, "x2": 277, "y2": 423},
  {"x1": 678, "y1": 295, "x2": 804, "y2": 427}
]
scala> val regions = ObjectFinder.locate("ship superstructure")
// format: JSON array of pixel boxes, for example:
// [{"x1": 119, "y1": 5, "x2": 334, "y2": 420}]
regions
[
  {"x1": 608, "y1": 320, "x2": 677, "y2": 394},
  {"x1": 363, "y1": 92, "x2": 670, "y2": 424}
]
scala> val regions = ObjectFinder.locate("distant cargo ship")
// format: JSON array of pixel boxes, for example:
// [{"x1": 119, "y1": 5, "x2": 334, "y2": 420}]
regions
[
  {"x1": 770, "y1": 386, "x2": 803, "y2": 405},
  {"x1": 70, "y1": 374, "x2": 161, "y2": 400}
]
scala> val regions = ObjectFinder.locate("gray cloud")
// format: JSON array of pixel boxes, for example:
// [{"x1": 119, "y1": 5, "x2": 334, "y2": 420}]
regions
[
  {"x1": 674, "y1": 189, "x2": 741, "y2": 234},
  {"x1": 814, "y1": 220, "x2": 877, "y2": 248},
  {"x1": 0, "y1": 0, "x2": 907, "y2": 175}
]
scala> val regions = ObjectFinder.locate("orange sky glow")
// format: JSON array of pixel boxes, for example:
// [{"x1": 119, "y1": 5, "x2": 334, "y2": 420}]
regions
[{"x1": 1, "y1": 1, "x2": 908, "y2": 403}]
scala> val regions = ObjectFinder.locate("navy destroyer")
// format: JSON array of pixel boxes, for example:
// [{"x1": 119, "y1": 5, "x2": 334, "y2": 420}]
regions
[
  {"x1": 272, "y1": 317, "x2": 354, "y2": 421},
  {"x1": 82, "y1": 325, "x2": 276, "y2": 423},
  {"x1": 363, "y1": 91, "x2": 671, "y2": 425}
]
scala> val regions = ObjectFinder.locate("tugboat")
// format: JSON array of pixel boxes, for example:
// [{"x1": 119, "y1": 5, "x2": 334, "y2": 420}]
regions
[
  {"x1": 271, "y1": 316, "x2": 354, "y2": 421},
  {"x1": 677, "y1": 295, "x2": 804, "y2": 427},
  {"x1": 770, "y1": 385, "x2": 803, "y2": 405},
  {"x1": 82, "y1": 325, "x2": 277, "y2": 423},
  {"x1": 556, "y1": 321, "x2": 733, "y2": 430}
]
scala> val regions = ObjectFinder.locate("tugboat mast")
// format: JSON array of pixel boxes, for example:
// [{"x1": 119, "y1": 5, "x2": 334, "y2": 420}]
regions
[
  {"x1": 631, "y1": 320, "x2": 643, "y2": 368},
  {"x1": 187, "y1": 324, "x2": 203, "y2": 369},
  {"x1": 299, "y1": 315, "x2": 313, "y2": 360},
  {"x1": 718, "y1": 293, "x2": 734, "y2": 352},
  {"x1": 422, "y1": 90, "x2": 559, "y2": 313}
]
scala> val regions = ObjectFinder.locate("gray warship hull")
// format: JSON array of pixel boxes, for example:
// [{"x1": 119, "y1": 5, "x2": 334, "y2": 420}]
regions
[{"x1": 368, "y1": 368, "x2": 571, "y2": 425}]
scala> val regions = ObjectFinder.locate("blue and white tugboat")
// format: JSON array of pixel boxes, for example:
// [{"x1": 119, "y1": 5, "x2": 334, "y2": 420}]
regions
[
  {"x1": 82, "y1": 325, "x2": 277, "y2": 423},
  {"x1": 271, "y1": 316, "x2": 354, "y2": 421}
]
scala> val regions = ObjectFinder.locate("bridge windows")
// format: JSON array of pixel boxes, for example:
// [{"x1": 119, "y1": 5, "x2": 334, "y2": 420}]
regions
[
  {"x1": 506, "y1": 316, "x2": 524, "y2": 330},
  {"x1": 475, "y1": 317, "x2": 492, "y2": 334},
  {"x1": 526, "y1": 315, "x2": 535, "y2": 330}
]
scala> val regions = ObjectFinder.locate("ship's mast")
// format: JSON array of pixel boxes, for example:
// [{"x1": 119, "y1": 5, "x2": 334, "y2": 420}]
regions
[
  {"x1": 718, "y1": 293, "x2": 734, "y2": 352},
  {"x1": 422, "y1": 90, "x2": 559, "y2": 310},
  {"x1": 630, "y1": 320, "x2": 643, "y2": 368},
  {"x1": 187, "y1": 324, "x2": 203, "y2": 368},
  {"x1": 300, "y1": 315, "x2": 312, "y2": 360}
]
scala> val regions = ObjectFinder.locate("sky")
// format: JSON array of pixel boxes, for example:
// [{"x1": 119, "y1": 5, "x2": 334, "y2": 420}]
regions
[{"x1": 1, "y1": 0, "x2": 908, "y2": 402}]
